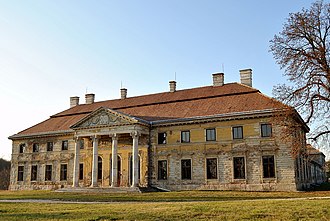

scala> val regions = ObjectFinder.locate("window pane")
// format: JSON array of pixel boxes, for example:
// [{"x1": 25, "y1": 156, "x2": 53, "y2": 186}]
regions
[
  {"x1": 261, "y1": 124, "x2": 272, "y2": 137},
  {"x1": 158, "y1": 160, "x2": 167, "y2": 180},
  {"x1": 181, "y1": 131, "x2": 190, "y2": 143},
  {"x1": 31, "y1": 165, "x2": 37, "y2": 181},
  {"x1": 206, "y1": 129, "x2": 216, "y2": 141},
  {"x1": 158, "y1": 132, "x2": 167, "y2": 144},
  {"x1": 206, "y1": 158, "x2": 217, "y2": 179},
  {"x1": 233, "y1": 157, "x2": 245, "y2": 179},
  {"x1": 181, "y1": 159, "x2": 192, "y2": 180},
  {"x1": 263, "y1": 156, "x2": 275, "y2": 178},
  {"x1": 232, "y1": 127, "x2": 243, "y2": 139}
]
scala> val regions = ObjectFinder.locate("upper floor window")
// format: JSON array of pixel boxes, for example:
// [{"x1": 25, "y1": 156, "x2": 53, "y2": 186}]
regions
[
  {"x1": 47, "y1": 142, "x2": 53, "y2": 151},
  {"x1": 181, "y1": 159, "x2": 192, "y2": 180},
  {"x1": 233, "y1": 157, "x2": 245, "y2": 179},
  {"x1": 79, "y1": 139, "x2": 84, "y2": 149},
  {"x1": 206, "y1": 128, "x2": 216, "y2": 141},
  {"x1": 158, "y1": 132, "x2": 167, "y2": 144},
  {"x1": 62, "y1": 140, "x2": 68, "y2": 151},
  {"x1": 19, "y1": 143, "x2": 25, "y2": 153},
  {"x1": 232, "y1": 126, "x2": 243, "y2": 139},
  {"x1": 261, "y1": 123, "x2": 272, "y2": 137},
  {"x1": 158, "y1": 160, "x2": 168, "y2": 180},
  {"x1": 181, "y1": 131, "x2": 190, "y2": 143},
  {"x1": 32, "y1": 143, "x2": 39, "y2": 153}
]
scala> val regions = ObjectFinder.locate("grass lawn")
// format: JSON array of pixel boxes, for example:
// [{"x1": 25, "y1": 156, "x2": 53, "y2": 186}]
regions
[{"x1": 0, "y1": 189, "x2": 330, "y2": 220}]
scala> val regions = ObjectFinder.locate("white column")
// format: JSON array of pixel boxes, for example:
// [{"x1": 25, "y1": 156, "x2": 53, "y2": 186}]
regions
[
  {"x1": 91, "y1": 135, "x2": 99, "y2": 187},
  {"x1": 110, "y1": 133, "x2": 118, "y2": 187},
  {"x1": 72, "y1": 137, "x2": 80, "y2": 187},
  {"x1": 131, "y1": 131, "x2": 140, "y2": 187}
]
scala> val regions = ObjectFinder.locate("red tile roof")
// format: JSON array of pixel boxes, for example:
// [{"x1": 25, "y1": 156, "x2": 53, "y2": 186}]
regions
[{"x1": 13, "y1": 83, "x2": 284, "y2": 136}]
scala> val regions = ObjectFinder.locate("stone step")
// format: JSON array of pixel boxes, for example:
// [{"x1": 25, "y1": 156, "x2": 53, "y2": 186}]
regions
[{"x1": 55, "y1": 187, "x2": 141, "y2": 193}]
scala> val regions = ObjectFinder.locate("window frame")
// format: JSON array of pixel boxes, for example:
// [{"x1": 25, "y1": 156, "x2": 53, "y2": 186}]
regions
[
  {"x1": 181, "y1": 159, "x2": 192, "y2": 180},
  {"x1": 157, "y1": 160, "x2": 168, "y2": 180},
  {"x1": 232, "y1": 126, "x2": 243, "y2": 140},
  {"x1": 31, "y1": 165, "x2": 38, "y2": 181},
  {"x1": 261, "y1": 123, "x2": 272, "y2": 138},
  {"x1": 262, "y1": 155, "x2": 276, "y2": 179},
  {"x1": 233, "y1": 156, "x2": 246, "y2": 180},
  {"x1": 206, "y1": 128, "x2": 216, "y2": 141},
  {"x1": 45, "y1": 165, "x2": 52, "y2": 181},
  {"x1": 17, "y1": 166, "x2": 24, "y2": 181},
  {"x1": 62, "y1": 140, "x2": 68, "y2": 151},
  {"x1": 181, "y1": 131, "x2": 190, "y2": 143},
  {"x1": 158, "y1": 132, "x2": 167, "y2": 144},
  {"x1": 60, "y1": 164, "x2": 68, "y2": 181},
  {"x1": 206, "y1": 158, "x2": 218, "y2": 180}
]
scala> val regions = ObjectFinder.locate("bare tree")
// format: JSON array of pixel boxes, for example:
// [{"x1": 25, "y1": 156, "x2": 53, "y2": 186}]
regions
[{"x1": 270, "y1": 0, "x2": 330, "y2": 150}]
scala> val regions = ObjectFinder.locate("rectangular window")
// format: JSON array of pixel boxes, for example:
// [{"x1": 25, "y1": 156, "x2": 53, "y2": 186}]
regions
[
  {"x1": 158, "y1": 132, "x2": 167, "y2": 144},
  {"x1": 17, "y1": 166, "x2": 24, "y2": 181},
  {"x1": 60, "y1": 164, "x2": 67, "y2": 181},
  {"x1": 232, "y1": 126, "x2": 243, "y2": 139},
  {"x1": 31, "y1": 165, "x2": 38, "y2": 181},
  {"x1": 32, "y1": 143, "x2": 39, "y2": 153},
  {"x1": 206, "y1": 158, "x2": 217, "y2": 179},
  {"x1": 79, "y1": 163, "x2": 84, "y2": 180},
  {"x1": 233, "y1": 157, "x2": 245, "y2": 179},
  {"x1": 181, "y1": 131, "x2": 190, "y2": 143},
  {"x1": 79, "y1": 139, "x2": 84, "y2": 149},
  {"x1": 261, "y1": 124, "x2": 272, "y2": 137},
  {"x1": 206, "y1": 128, "x2": 216, "y2": 141},
  {"x1": 62, "y1": 140, "x2": 68, "y2": 151},
  {"x1": 157, "y1": 160, "x2": 167, "y2": 180},
  {"x1": 181, "y1": 159, "x2": 192, "y2": 180},
  {"x1": 47, "y1": 142, "x2": 53, "y2": 151},
  {"x1": 19, "y1": 143, "x2": 25, "y2": 153},
  {"x1": 45, "y1": 165, "x2": 52, "y2": 181},
  {"x1": 262, "y1": 155, "x2": 275, "y2": 178}
]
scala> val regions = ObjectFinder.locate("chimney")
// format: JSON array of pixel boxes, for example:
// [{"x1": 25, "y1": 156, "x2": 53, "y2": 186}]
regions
[
  {"x1": 70, "y1": 96, "x2": 79, "y2": 108},
  {"x1": 120, "y1": 88, "x2": 127, "y2": 99},
  {"x1": 212, "y1": 73, "x2": 224, "y2": 86},
  {"x1": 85, "y1": 93, "x2": 95, "y2": 104},
  {"x1": 169, "y1": 81, "x2": 176, "y2": 92},
  {"x1": 239, "y1": 69, "x2": 252, "y2": 87}
]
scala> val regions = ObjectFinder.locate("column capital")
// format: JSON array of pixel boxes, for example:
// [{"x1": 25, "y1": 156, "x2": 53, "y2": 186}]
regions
[
  {"x1": 74, "y1": 136, "x2": 81, "y2": 142},
  {"x1": 130, "y1": 131, "x2": 140, "y2": 139},
  {"x1": 109, "y1": 133, "x2": 118, "y2": 140},
  {"x1": 91, "y1": 135, "x2": 100, "y2": 141}
]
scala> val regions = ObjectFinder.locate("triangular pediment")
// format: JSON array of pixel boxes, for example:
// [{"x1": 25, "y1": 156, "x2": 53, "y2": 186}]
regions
[{"x1": 71, "y1": 107, "x2": 141, "y2": 129}]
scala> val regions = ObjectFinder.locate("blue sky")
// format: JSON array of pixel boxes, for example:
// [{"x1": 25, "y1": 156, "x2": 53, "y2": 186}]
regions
[{"x1": 0, "y1": 0, "x2": 317, "y2": 160}]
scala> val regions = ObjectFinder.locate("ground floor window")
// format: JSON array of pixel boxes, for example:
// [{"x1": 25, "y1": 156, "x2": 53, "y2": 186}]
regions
[
  {"x1": 45, "y1": 165, "x2": 52, "y2": 181},
  {"x1": 79, "y1": 163, "x2": 84, "y2": 180},
  {"x1": 17, "y1": 166, "x2": 24, "y2": 181},
  {"x1": 233, "y1": 157, "x2": 245, "y2": 179},
  {"x1": 181, "y1": 159, "x2": 192, "y2": 180},
  {"x1": 206, "y1": 158, "x2": 217, "y2": 179},
  {"x1": 60, "y1": 164, "x2": 68, "y2": 181},
  {"x1": 262, "y1": 155, "x2": 275, "y2": 178},
  {"x1": 98, "y1": 156, "x2": 103, "y2": 180},
  {"x1": 158, "y1": 160, "x2": 167, "y2": 180},
  {"x1": 31, "y1": 165, "x2": 38, "y2": 181}
]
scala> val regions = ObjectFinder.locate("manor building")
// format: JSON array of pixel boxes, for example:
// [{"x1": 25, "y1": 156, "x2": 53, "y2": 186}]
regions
[{"x1": 9, "y1": 69, "x2": 324, "y2": 191}]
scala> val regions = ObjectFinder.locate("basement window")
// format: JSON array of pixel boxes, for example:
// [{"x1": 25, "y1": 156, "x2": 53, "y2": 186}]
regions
[
  {"x1": 31, "y1": 165, "x2": 38, "y2": 181},
  {"x1": 32, "y1": 143, "x2": 39, "y2": 153},
  {"x1": 233, "y1": 157, "x2": 245, "y2": 179},
  {"x1": 158, "y1": 132, "x2": 167, "y2": 144},
  {"x1": 157, "y1": 160, "x2": 167, "y2": 180}
]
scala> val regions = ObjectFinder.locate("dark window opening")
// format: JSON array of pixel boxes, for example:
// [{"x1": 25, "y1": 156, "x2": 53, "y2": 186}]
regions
[
  {"x1": 32, "y1": 143, "x2": 39, "y2": 153},
  {"x1": 181, "y1": 131, "x2": 190, "y2": 143},
  {"x1": 45, "y1": 165, "x2": 52, "y2": 181},
  {"x1": 47, "y1": 142, "x2": 53, "y2": 151},
  {"x1": 62, "y1": 140, "x2": 68, "y2": 150},
  {"x1": 206, "y1": 128, "x2": 216, "y2": 141},
  {"x1": 79, "y1": 163, "x2": 84, "y2": 180},
  {"x1": 158, "y1": 132, "x2": 167, "y2": 144},
  {"x1": 232, "y1": 126, "x2": 243, "y2": 139},
  {"x1": 79, "y1": 139, "x2": 84, "y2": 149},
  {"x1": 17, "y1": 166, "x2": 24, "y2": 181},
  {"x1": 261, "y1": 124, "x2": 272, "y2": 137},
  {"x1": 206, "y1": 158, "x2": 217, "y2": 179},
  {"x1": 158, "y1": 160, "x2": 167, "y2": 180},
  {"x1": 31, "y1": 165, "x2": 37, "y2": 181},
  {"x1": 263, "y1": 155, "x2": 275, "y2": 178},
  {"x1": 97, "y1": 156, "x2": 102, "y2": 180},
  {"x1": 181, "y1": 159, "x2": 192, "y2": 180},
  {"x1": 60, "y1": 164, "x2": 67, "y2": 181},
  {"x1": 233, "y1": 157, "x2": 245, "y2": 179},
  {"x1": 19, "y1": 143, "x2": 25, "y2": 153}
]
